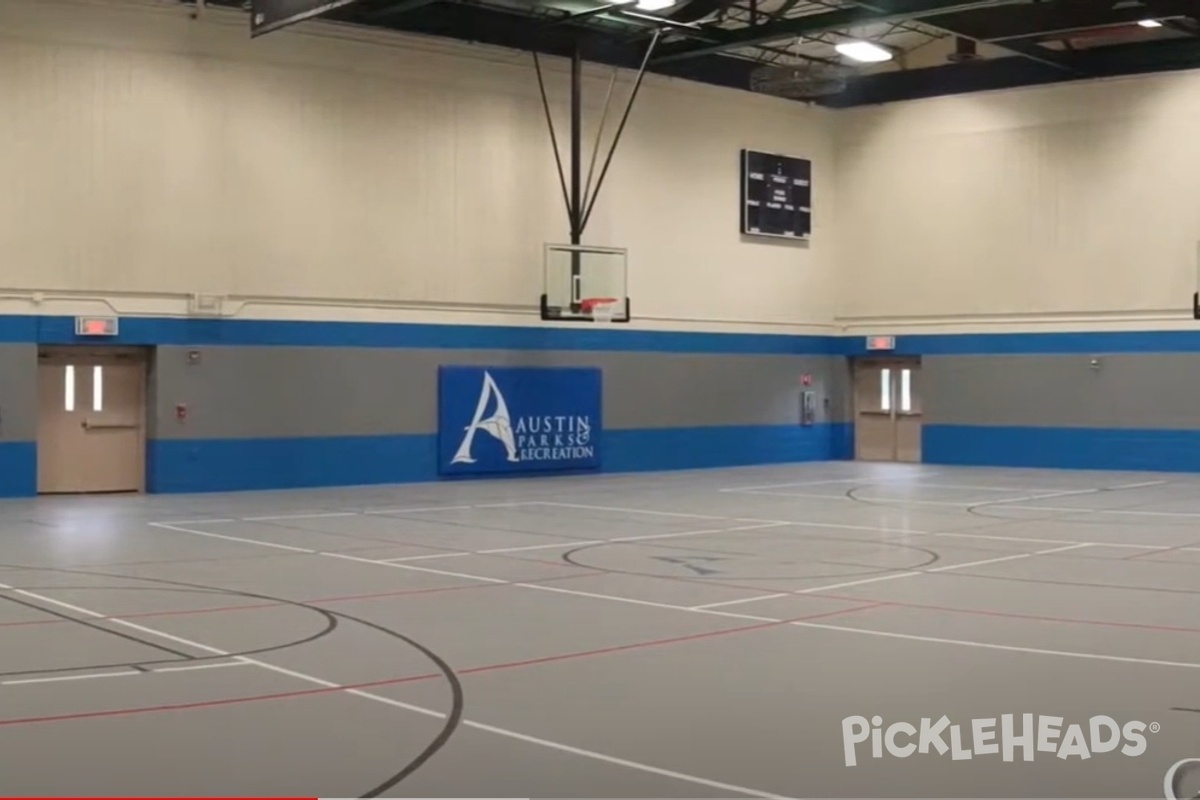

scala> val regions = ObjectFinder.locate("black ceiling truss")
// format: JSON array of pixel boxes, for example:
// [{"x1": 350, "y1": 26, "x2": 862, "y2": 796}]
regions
[{"x1": 206, "y1": 0, "x2": 1200, "y2": 105}]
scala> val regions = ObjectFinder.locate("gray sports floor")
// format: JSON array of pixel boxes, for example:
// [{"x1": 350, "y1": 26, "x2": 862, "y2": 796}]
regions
[{"x1": 1, "y1": 463, "x2": 1198, "y2": 798}]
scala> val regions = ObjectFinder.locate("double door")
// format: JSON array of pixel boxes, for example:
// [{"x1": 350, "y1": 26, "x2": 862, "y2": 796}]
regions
[
  {"x1": 853, "y1": 358, "x2": 922, "y2": 462},
  {"x1": 36, "y1": 347, "x2": 148, "y2": 493}
]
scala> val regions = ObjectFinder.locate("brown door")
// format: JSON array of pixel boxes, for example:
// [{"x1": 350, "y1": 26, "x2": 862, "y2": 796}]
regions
[
  {"x1": 37, "y1": 348, "x2": 148, "y2": 493},
  {"x1": 853, "y1": 358, "x2": 922, "y2": 462}
]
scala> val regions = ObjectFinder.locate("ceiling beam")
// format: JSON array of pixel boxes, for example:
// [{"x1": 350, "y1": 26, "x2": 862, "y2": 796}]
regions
[
  {"x1": 1075, "y1": 33, "x2": 1200, "y2": 73},
  {"x1": 989, "y1": 38, "x2": 1076, "y2": 70},
  {"x1": 820, "y1": 54, "x2": 1069, "y2": 106},
  {"x1": 650, "y1": 0, "x2": 1031, "y2": 63},
  {"x1": 922, "y1": 0, "x2": 1200, "y2": 42},
  {"x1": 364, "y1": 0, "x2": 439, "y2": 20},
  {"x1": 821, "y1": 32, "x2": 1200, "y2": 106},
  {"x1": 342, "y1": 0, "x2": 757, "y2": 90}
]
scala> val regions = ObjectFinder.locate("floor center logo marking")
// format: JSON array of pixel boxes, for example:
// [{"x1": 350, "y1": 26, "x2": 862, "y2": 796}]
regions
[{"x1": 649, "y1": 555, "x2": 729, "y2": 576}]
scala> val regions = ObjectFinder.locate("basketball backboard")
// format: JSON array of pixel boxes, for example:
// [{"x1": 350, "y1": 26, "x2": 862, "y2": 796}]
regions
[
  {"x1": 1194, "y1": 240, "x2": 1200, "y2": 319},
  {"x1": 540, "y1": 243, "x2": 629, "y2": 323}
]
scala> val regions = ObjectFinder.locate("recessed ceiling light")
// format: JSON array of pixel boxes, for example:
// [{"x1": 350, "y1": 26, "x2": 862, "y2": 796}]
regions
[
  {"x1": 1138, "y1": 18, "x2": 1164, "y2": 27},
  {"x1": 634, "y1": 0, "x2": 675, "y2": 10},
  {"x1": 835, "y1": 40, "x2": 894, "y2": 63}
]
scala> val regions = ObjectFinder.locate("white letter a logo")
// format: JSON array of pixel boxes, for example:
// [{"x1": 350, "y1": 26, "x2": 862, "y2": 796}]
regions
[{"x1": 451, "y1": 371, "x2": 519, "y2": 464}]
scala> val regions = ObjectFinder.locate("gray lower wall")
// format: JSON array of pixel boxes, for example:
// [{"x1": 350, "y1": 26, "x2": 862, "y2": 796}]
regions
[
  {"x1": 151, "y1": 346, "x2": 851, "y2": 440},
  {"x1": 923, "y1": 354, "x2": 1200, "y2": 428},
  {"x1": 0, "y1": 345, "x2": 37, "y2": 442}
]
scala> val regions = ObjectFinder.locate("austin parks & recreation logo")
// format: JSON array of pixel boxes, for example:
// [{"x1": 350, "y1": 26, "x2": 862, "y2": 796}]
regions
[
  {"x1": 841, "y1": 714, "x2": 1160, "y2": 767},
  {"x1": 450, "y1": 371, "x2": 595, "y2": 466}
]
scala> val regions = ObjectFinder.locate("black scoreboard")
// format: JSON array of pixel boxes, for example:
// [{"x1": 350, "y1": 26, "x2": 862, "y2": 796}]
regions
[{"x1": 740, "y1": 149, "x2": 811, "y2": 239}]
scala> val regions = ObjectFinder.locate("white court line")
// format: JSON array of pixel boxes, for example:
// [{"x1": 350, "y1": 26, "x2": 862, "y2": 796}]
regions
[
  {"x1": 452, "y1": 500, "x2": 1200, "y2": 554},
  {"x1": 727, "y1": 483, "x2": 1166, "y2": 510},
  {"x1": 691, "y1": 544, "x2": 1091, "y2": 610},
  {"x1": 381, "y1": 546, "x2": 572, "y2": 563},
  {"x1": 471, "y1": 502, "x2": 546, "y2": 509},
  {"x1": 362, "y1": 504, "x2": 481, "y2": 515},
  {"x1": 717, "y1": 478, "x2": 866, "y2": 492},
  {"x1": 241, "y1": 511, "x2": 359, "y2": 522},
  {"x1": 1, "y1": 661, "x2": 250, "y2": 687},
  {"x1": 532, "y1": 501, "x2": 784, "y2": 524},
  {"x1": 1, "y1": 578, "x2": 793, "y2": 800},
  {"x1": 381, "y1": 522, "x2": 790, "y2": 563},
  {"x1": 1109, "y1": 480, "x2": 1171, "y2": 490},
  {"x1": 517, "y1": 567, "x2": 1200, "y2": 672},
  {"x1": 966, "y1": 482, "x2": 1167, "y2": 508},
  {"x1": 726, "y1": 490, "x2": 984, "y2": 509},
  {"x1": 155, "y1": 504, "x2": 506, "y2": 527},
  {"x1": 152, "y1": 661, "x2": 252, "y2": 674},
  {"x1": 723, "y1": 481, "x2": 1075, "y2": 495},
  {"x1": 925, "y1": 543, "x2": 1093, "y2": 570},
  {"x1": 243, "y1": 660, "x2": 792, "y2": 799},
  {"x1": 150, "y1": 522, "x2": 318, "y2": 554},
  {"x1": 152, "y1": 522, "x2": 1200, "y2": 673},
  {"x1": 720, "y1": 480, "x2": 1189, "y2": 518},
  {"x1": 2, "y1": 670, "x2": 140, "y2": 687},
  {"x1": 991, "y1": 504, "x2": 1200, "y2": 519}
]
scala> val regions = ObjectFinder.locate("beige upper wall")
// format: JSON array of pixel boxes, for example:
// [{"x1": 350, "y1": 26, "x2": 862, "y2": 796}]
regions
[
  {"x1": 834, "y1": 70, "x2": 1200, "y2": 333},
  {"x1": 0, "y1": 0, "x2": 835, "y2": 333},
  {"x1": 17, "y1": 0, "x2": 1192, "y2": 338}
]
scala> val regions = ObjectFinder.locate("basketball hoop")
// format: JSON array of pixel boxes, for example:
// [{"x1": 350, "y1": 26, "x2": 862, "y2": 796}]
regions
[{"x1": 581, "y1": 297, "x2": 619, "y2": 323}]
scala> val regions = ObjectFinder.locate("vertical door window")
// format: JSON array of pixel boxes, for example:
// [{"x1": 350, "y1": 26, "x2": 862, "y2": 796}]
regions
[
  {"x1": 900, "y1": 369, "x2": 912, "y2": 413},
  {"x1": 93, "y1": 366, "x2": 104, "y2": 412},
  {"x1": 880, "y1": 368, "x2": 892, "y2": 412},
  {"x1": 64, "y1": 365, "x2": 76, "y2": 411}
]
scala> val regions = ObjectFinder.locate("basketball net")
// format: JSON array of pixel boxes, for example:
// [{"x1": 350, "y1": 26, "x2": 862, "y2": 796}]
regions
[{"x1": 581, "y1": 297, "x2": 618, "y2": 323}]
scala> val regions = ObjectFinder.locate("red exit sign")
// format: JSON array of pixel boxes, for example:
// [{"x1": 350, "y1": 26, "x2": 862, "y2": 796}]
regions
[
  {"x1": 75, "y1": 316, "x2": 119, "y2": 336},
  {"x1": 866, "y1": 335, "x2": 895, "y2": 351}
]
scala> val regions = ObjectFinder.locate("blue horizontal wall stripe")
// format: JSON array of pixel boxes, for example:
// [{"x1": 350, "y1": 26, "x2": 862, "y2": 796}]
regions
[
  {"x1": 145, "y1": 424, "x2": 848, "y2": 493},
  {"x1": 10, "y1": 313, "x2": 1200, "y2": 355},
  {"x1": 838, "y1": 330, "x2": 1200, "y2": 356},
  {"x1": 923, "y1": 424, "x2": 1200, "y2": 472},
  {"x1": 0, "y1": 443, "x2": 36, "y2": 498},
  {"x1": 147, "y1": 435, "x2": 437, "y2": 493},
  {"x1": 603, "y1": 424, "x2": 850, "y2": 473},
  {"x1": 0, "y1": 314, "x2": 832, "y2": 355}
]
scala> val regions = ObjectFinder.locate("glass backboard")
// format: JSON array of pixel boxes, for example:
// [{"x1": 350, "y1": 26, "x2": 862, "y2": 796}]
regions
[{"x1": 541, "y1": 244, "x2": 629, "y2": 323}]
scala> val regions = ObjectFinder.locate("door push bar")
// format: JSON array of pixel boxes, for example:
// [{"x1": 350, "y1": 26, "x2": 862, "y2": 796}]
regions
[{"x1": 81, "y1": 420, "x2": 139, "y2": 430}]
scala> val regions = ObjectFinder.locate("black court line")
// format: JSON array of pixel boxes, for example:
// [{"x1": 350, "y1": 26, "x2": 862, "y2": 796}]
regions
[
  {"x1": 0, "y1": 585, "x2": 339, "y2": 679},
  {"x1": 832, "y1": 480, "x2": 1200, "y2": 531},
  {"x1": 0, "y1": 589, "x2": 198, "y2": 660},
  {"x1": 0, "y1": 565, "x2": 462, "y2": 798},
  {"x1": 558, "y1": 519, "x2": 943, "y2": 582}
]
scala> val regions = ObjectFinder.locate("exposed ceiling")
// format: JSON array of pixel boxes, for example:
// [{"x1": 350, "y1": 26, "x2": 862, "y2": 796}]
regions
[{"x1": 198, "y1": 0, "x2": 1200, "y2": 106}]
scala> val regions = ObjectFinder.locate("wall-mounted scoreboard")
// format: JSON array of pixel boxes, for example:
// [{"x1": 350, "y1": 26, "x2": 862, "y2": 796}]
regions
[{"x1": 740, "y1": 149, "x2": 811, "y2": 240}]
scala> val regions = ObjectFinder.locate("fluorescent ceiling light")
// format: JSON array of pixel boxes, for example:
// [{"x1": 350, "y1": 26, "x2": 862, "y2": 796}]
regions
[
  {"x1": 835, "y1": 40, "x2": 894, "y2": 63},
  {"x1": 1137, "y1": 18, "x2": 1164, "y2": 27},
  {"x1": 635, "y1": 0, "x2": 675, "y2": 10}
]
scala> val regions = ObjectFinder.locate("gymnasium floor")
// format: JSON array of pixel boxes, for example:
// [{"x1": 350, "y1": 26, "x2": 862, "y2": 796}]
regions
[{"x1": 0, "y1": 463, "x2": 1197, "y2": 798}]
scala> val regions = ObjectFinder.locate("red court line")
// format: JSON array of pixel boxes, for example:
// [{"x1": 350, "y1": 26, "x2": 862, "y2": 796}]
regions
[
  {"x1": 510, "y1": 549, "x2": 1200, "y2": 636},
  {"x1": 1120, "y1": 540, "x2": 1200, "y2": 562},
  {"x1": 508, "y1": 554, "x2": 1200, "y2": 638},
  {"x1": 0, "y1": 602, "x2": 885, "y2": 729}
]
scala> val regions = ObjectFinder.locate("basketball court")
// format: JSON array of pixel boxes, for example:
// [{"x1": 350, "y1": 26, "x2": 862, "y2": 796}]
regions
[{"x1": 0, "y1": 463, "x2": 1196, "y2": 798}]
